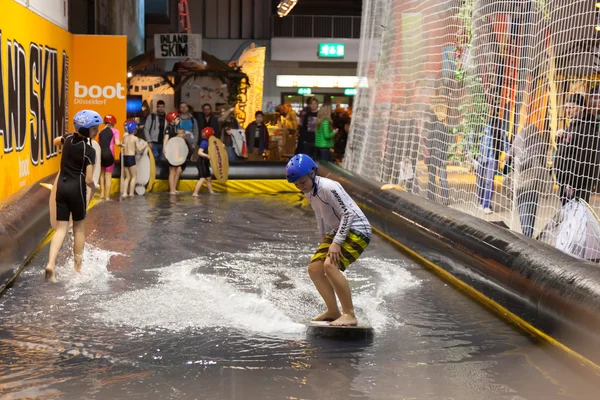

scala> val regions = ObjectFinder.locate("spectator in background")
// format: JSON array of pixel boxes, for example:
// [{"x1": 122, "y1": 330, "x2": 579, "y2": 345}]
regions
[
  {"x1": 219, "y1": 107, "x2": 241, "y2": 162},
  {"x1": 143, "y1": 100, "x2": 167, "y2": 160},
  {"x1": 314, "y1": 104, "x2": 336, "y2": 161},
  {"x1": 475, "y1": 108, "x2": 508, "y2": 214},
  {"x1": 246, "y1": 111, "x2": 269, "y2": 161},
  {"x1": 554, "y1": 94, "x2": 599, "y2": 206},
  {"x1": 297, "y1": 98, "x2": 319, "y2": 156},
  {"x1": 283, "y1": 104, "x2": 299, "y2": 132},
  {"x1": 333, "y1": 107, "x2": 350, "y2": 162},
  {"x1": 505, "y1": 124, "x2": 551, "y2": 238},
  {"x1": 299, "y1": 97, "x2": 313, "y2": 125},
  {"x1": 197, "y1": 103, "x2": 220, "y2": 136},
  {"x1": 177, "y1": 102, "x2": 200, "y2": 152},
  {"x1": 423, "y1": 108, "x2": 452, "y2": 205}
]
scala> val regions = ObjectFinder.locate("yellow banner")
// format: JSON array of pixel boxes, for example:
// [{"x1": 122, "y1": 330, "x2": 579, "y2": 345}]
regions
[
  {"x1": 0, "y1": 4, "x2": 128, "y2": 202},
  {"x1": 0, "y1": 1, "x2": 72, "y2": 200},
  {"x1": 235, "y1": 45, "x2": 266, "y2": 128}
]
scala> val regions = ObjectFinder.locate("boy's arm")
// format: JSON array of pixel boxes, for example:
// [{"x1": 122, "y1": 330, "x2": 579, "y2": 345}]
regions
[
  {"x1": 325, "y1": 185, "x2": 356, "y2": 245},
  {"x1": 197, "y1": 147, "x2": 210, "y2": 159}
]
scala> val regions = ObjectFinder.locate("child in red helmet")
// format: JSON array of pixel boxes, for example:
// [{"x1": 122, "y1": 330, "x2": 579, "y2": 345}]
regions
[
  {"x1": 192, "y1": 127, "x2": 215, "y2": 196},
  {"x1": 163, "y1": 111, "x2": 187, "y2": 194},
  {"x1": 98, "y1": 114, "x2": 121, "y2": 200}
]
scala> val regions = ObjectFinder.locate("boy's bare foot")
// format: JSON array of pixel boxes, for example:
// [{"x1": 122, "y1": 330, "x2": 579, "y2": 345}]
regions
[
  {"x1": 45, "y1": 266, "x2": 57, "y2": 283},
  {"x1": 74, "y1": 255, "x2": 83, "y2": 273},
  {"x1": 169, "y1": 192, "x2": 177, "y2": 195},
  {"x1": 329, "y1": 313, "x2": 358, "y2": 326},
  {"x1": 192, "y1": 193, "x2": 199, "y2": 197},
  {"x1": 311, "y1": 311, "x2": 341, "y2": 322}
]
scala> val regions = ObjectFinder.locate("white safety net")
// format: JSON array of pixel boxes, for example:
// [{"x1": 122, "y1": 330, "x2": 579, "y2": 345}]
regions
[{"x1": 345, "y1": 0, "x2": 600, "y2": 261}]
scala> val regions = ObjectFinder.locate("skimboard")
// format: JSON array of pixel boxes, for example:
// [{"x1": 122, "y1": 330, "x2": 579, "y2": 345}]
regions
[
  {"x1": 300, "y1": 320, "x2": 374, "y2": 340},
  {"x1": 148, "y1": 148, "x2": 156, "y2": 193},
  {"x1": 165, "y1": 137, "x2": 189, "y2": 166},
  {"x1": 135, "y1": 147, "x2": 151, "y2": 195},
  {"x1": 208, "y1": 136, "x2": 229, "y2": 183},
  {"x1": 91, "y1": 140, "x2": 101, "y2": 186}
]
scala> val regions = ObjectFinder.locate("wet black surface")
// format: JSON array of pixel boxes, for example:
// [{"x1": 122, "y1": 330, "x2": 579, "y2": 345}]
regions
[{"x1": 0, "y1": 193, "x2": 598, "y2": 399}]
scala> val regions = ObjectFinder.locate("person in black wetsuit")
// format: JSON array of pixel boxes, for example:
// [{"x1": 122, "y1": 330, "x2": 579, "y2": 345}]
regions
[{"x1": 44, "y1": 109, "x2": 103, "y2": 283}]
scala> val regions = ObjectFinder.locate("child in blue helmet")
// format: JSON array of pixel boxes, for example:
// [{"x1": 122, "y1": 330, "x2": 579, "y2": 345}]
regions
[
  {"x1": 45, "y1": 109, "x2": 103, "y2": 282},
  {"x1": 286, "y1": 154, "x2": 372, "y2": 326},
  {"x1": 121, "y1": 121, "x2": 148, "y2": 196}
]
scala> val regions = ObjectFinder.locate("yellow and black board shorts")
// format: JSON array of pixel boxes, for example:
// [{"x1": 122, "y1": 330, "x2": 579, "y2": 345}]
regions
[{"x1": 310, "y1": 230, "x2": 371, "y2": 271}]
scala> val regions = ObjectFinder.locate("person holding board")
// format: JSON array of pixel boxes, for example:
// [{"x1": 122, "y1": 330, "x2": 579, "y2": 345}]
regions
[
  {"x1": 192, "y1": 127, "x2": 215, "y2": 196},
  {"x1": 98, "y1": 114, "x2": 121, "y2": 200},
  {"x1": 285, "y1": 154, "x2": 372, "y2": 326},
  {"x1": 44, "y1": 110, "x2": 103, "y2": 283},
  {"x1": 163, "y1": 111, "x2": 188, "y2": 194}
]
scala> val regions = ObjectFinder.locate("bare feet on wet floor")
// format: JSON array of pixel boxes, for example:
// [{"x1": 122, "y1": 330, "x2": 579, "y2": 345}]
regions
[
  {"x1": 45, "y1": 266, "x2": 57, "y2": 283},
  {"x1": 192, "y1": 193, "x2": 198, "y2": 197},
  {"x1": 74, "y1": 255, "x2": 83, "y2": 274},
  {"x1": 329, "y1": 313, "x2": 358, "y2": 326},
  {"x1": 311, "y1": 311, "x2": 341, "y2": 322}
]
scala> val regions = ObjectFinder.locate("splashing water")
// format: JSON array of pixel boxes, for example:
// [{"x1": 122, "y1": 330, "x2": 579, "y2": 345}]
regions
[{"x1": 94, "y1": 244, "x2": 421, "y2": 338}]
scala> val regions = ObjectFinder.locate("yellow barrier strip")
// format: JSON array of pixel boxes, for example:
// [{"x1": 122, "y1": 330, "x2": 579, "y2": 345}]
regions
[
  {"x1": 372, "y1": 225, "x2": 600, "y2": 378},
  {"x1": 110, "y1": 178, "x2": 297, "y2": 195}
]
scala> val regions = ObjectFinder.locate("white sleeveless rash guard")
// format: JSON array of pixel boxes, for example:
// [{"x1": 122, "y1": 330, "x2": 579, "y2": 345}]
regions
[{"x1": 305, "y1": 176, "x2": 372, "y2": 244}]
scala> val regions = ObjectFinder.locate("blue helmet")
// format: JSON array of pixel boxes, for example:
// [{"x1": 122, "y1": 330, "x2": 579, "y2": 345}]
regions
[
  {"x1": 74, "y1": 110, "x2": 102, "y2": 132},
  {"x1": 286, "y1": 154, "x2": 317, "y2": 183},
  {"x1": 124, "y1": 121, "x2": 138, "y2": 134}
]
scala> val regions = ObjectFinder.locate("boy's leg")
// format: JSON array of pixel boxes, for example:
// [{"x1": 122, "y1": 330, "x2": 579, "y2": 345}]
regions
[
  {"x1": 323, "y1": 257, "x2": 357, "y2": 326},
  {"x1": 99, "y1": 171, "x2": 105, "y2": 198},
  {"x1": 192, "y1": 178, "x2": 205, "y2": 196},
  {"x1": 206, "y1": 177, "x2": 214, "y2": 194},
  {"x1": 104, "y1": 171, "x2": 112, "y2": 200},
  {"x1": 123, "y1": 168, "x2": 130, "y2": 197},
  {"x1": 168, "y1": 168, "x2": 176, "y2": 193},
  {"x1": 175, "y1": 167, "x2": 183, "y2": 192},
  {"x1": 308, "y1": 260, "x2": 341, "y2": 321},
  {"x1": 45, "y1": 221, "x2": 70, "y2": 282},
  {"x1": 129, "y1": 165, "x2": 138, "y2": 196},
  {"x1": 72, "y1": 220, "x2": 85, "y2": 273}
]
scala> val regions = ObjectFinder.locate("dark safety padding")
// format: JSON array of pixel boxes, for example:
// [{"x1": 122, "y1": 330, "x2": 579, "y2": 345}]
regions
[
  {"x1": 0, "y1": 174, "x2": 56, "y2": 292},
  {"x1": 113, "y1": 160, "x2": 288, "y2": 180},
  {"x1": 318, "y1": 162, "x2": 600, "y2": 365}
]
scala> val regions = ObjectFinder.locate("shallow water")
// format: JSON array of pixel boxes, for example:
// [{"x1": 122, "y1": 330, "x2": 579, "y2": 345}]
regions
[{"x1": 0, "y1": 193, "x2": 597, "y2": 399}]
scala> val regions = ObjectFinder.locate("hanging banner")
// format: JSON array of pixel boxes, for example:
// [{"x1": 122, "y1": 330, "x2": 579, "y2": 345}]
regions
[
  {"x1": 70, "y1": 35, "x2": 127, "y2": 147},
  {"x1": 234, "y1": 45, "x2": 266, "y2": 128},
  {"x1": 0, "y1": 0, "x2": 72, "y2": 201},
  {"x1": 154, "y1": 34, "x2": 202, "y2": 59}
]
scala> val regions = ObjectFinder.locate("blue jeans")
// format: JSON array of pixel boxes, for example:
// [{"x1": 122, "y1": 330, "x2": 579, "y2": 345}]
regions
[
  {"x1": 151, "y1": 143, "x2": 163, "y2": 160},
  {"x1": 227, "y1": 146, "x2": 240, "y2": 162},
  {"x1": 516, "y1": 189, "x2": 539, "y2": 238},
  {"x1": 316, "y1": 148, "x2": 331, "y2": 161},
  {"x1": 476, "y1": 160, "x2": 497, "y2": 209}
]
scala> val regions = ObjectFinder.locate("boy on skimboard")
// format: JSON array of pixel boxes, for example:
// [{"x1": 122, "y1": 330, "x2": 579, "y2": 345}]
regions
[{"x1": 286, "y1": 154, "x2": 372, "y2": 326}]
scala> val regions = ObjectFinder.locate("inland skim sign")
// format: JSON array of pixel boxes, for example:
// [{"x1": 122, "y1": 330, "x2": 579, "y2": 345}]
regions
[{"x1": 154, "y1": 34, "x2": 202, "y2": 59}]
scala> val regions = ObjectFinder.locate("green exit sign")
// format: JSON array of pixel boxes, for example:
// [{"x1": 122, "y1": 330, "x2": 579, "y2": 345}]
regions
[
  {"x1": 344, "y1": 88, "x2": 357, "y2": 96},
  {"x1": 297, "y1": 88, "x2": 312, "y2": 95},
  {"x1": 318, "y1": 43, "x2": 345, "y2": 58}
]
